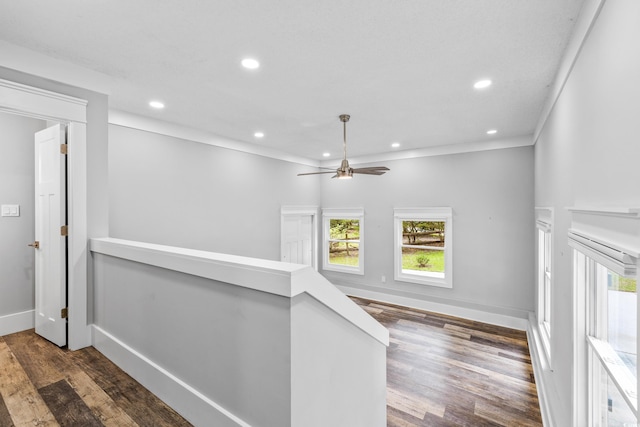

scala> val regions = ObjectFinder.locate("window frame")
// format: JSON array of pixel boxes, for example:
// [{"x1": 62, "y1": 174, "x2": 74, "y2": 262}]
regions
[
  {"x1": 393, "y1": 207, "x2": 453, "y2": 288},
  {"x1": 570, "y1": 226, "x2": 639, "y2": 426},
  {"x1": 536, "y1": 215, "x2": 553, "y2": 361},
  {"x1": 322, "y1": 208, "x2": 365, "y2": 275}
]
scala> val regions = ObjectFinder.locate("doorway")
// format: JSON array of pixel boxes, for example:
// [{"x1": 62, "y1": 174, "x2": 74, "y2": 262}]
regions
[
  {"x1": 280, "y1": 206, "x2": 318, "y2": 270},
  {"x1": 0, "y1": 78, "x2": 89, "y2": 350}
]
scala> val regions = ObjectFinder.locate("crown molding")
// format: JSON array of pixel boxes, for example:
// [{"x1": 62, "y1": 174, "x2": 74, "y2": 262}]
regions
[
  {"x1": 109, "y1": 109, "x2": 320, "y2": 167},
  {"x1": 321, "y1": 134, "x2": 533, "y2": 167}
]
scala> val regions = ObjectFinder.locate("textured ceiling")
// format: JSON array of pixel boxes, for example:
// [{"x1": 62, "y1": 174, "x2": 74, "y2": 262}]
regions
[{"x1": 0, "y1": 0, "x2": 585, "y2": 160}]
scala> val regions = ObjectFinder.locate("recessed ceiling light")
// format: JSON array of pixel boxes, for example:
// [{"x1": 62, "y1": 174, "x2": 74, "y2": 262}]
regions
[
  {"x1": 391, "y1": 142, "x2": 400, "y2": 148},
  {"x1": 149, "y1": 100, "x2": 165, "y2": 109},
  {"x1": 254, "y1": 132, "x2": 264, "y2": 138},
  {"x1": 486, "y1": 129, "x2": 498, "y2": 135},
  {"x1": 323, "y1": 152, "x2": 330, "y2": 157},
  {"x1": 474, "y1": 79, "x2": 492, "y2": 89},
  {"x1": 241, "y1": 58, "x2": 260, "y2": 69}
]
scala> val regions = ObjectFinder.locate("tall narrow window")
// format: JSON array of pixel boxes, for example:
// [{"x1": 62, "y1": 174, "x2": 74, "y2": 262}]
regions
[
  {"x1": 322, "y1": 208, "x2": 364, "y2": 274},
  {"x1": 394, "y1": 208, "x2": 453, "y2": 288},
  {"x1": 536, "y1": 211, "x2": 552, "y2": 360},
  {"x1": 570, "y1": 228, "x2": 638, "y2": 426}
]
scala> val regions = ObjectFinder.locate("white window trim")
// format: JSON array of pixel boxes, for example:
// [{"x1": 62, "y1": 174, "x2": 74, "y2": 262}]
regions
[
  {"x1": 568, "y1": 206, "x2": 640, "y2": 426},
  {"x1": 393, "y1": 207, "x2": 453, "y2": 288},
  {"x1": 322, "y1": 208, "x2": 365, "y2": 275},
  {"x1": 535, "y1": 207, "x2": 553, "y2": 366}
]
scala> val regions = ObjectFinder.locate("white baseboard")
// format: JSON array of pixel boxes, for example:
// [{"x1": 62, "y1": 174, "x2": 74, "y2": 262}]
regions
[
  {"x1": 527, "y1": 312, "x2": 557, "y2": 427},
  {"x1": 91, "y1": 325, "x2": 250, "y2": 427},
  {"x1": 338, "y1": 285, "x2": 529, "y2": 331},
  {"x1": 0, "y1": 310, "x2": 34, "y2": 336}
]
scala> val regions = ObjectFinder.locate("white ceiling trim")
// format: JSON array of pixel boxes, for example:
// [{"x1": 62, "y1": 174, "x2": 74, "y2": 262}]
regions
[
  {"x1": 322, "y1": 135, "x2": 534, "y2": 167},
  {"x1": 533, "y1": 0, "x2": 605, "y2": 143},
  {"x1": 109, "y1": 109, "x2": 321, "y2": 167}
]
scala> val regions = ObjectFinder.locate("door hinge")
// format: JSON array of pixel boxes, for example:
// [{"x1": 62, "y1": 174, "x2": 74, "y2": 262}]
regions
[
  {"x1": 60, "y1": 143, "x2": 68, "y2": 155},
  {"x1": 61, "y1": 225, "x2": 68, "y2": 236},
  {"x1": 61, "y1": 307, "x2": 68, "y2": 319}
]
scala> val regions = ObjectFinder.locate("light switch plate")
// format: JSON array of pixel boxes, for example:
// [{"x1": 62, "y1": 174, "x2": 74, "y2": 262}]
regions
[{"x1": 1, "y1": 204, "x2": 20, "y2": 217}]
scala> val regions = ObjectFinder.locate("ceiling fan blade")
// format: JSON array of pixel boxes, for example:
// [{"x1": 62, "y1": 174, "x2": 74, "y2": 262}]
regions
[
  {"x1": 352, "y1": 166, "x2": 390, "y2": 171},
  {"x1": 352, "y1": 170, "x2": 388, "y2": 176},
  {"x1": 330, "y1": 174, "x2": 339, "y2": 179},
  {"x1": 297, "y1": 171, "x2": 337, "y2": 176},
  {"x1": 352, "y1": 166, "x2": 390, "y2": 175}
]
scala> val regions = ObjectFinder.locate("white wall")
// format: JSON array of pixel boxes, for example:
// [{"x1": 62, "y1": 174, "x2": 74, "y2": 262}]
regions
[
  {"x1": 533, "y1": 0, "x2": 640, "y2": 425},
  {"x1": 108, "y1": 124, "x2": 321, "y2": 260},
  {"x1": 320, "y1": 146, "x2": 535, "y2": 319},
  {"x1": 0, "y1": 112, "x2": 46, "y2": 316}
]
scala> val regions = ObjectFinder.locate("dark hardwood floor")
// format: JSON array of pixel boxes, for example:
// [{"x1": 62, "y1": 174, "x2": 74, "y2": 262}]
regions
[
  {"x1": 0, "y1": 299, "x2": 541, "y2": 426},
  {"x1": 0, "y1": 330, "x2": 191, "y2": 427},
  {"x1": 351, "y1": 297, "x2": 542, "y2": 427}
]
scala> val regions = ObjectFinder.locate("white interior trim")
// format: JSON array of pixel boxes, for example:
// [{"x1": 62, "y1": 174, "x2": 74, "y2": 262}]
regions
[
  {"x1": 321, "y1": 135, "x2": 533, "y2": 167},
  {"x1": 338, "y1": 284, "x2": 529, "y2": 331},
  {"x1": 0, "y1": 78, "x2": 87, "y2": 123},
  {"x1": 533, "y1": 0, "x2": 606, "y2": 143},
  {"x1": 0, "y1": 310, "x2": 35, "y2": 337},
  {"x1": 109, "y1": 109, "x2": 320, "y2": 167},
  {"x1": 0, "y1": 78, "x2": 89, "y2": 349},
  {"x1": 92, "y1": 325, "x2": 251, "y2": 427},
  {"x1": 90, "y1": 237, "x2": 388, "y2": 346},
  {"x1": 111, "y1": 109, "x2": 534, "y2": 168},
  {"x1": 567, "y1": 206, "x2": 640, "y2": 219},
  {"x1": 528, "y1": 312, "x2": 558, "y2": 427}
]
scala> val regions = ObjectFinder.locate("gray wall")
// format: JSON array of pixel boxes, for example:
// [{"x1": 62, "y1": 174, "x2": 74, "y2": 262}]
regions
[
  {"x1": 534, "y1": 1, "x2": 640, "y2": 425},
  {"x1": 108, "y1": 125, "x2": 534, "y2": 318},
  {"x1": 108, "y1": 124, "x2": 321, "y2": 260},
  {"x1": 320, "y1": 146, "x2": 535, "y2": 317},
  {"x1": 0, "y1": 112, "x2": 46, "y2": 316}
]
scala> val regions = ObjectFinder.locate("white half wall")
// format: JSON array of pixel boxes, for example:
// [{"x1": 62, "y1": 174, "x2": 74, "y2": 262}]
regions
[{"x1": 91, "y1": 238, "x2": 388, "y2": 427}]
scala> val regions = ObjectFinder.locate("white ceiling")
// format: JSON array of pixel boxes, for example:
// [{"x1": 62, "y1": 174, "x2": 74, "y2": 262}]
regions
[{"x1": 0, "y1": 0, "x2": 585, "y2": 161}]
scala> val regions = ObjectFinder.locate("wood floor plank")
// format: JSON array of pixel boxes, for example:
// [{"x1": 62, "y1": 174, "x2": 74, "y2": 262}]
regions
[
  {"x1": 474, "y1": 397, "x2": 542, "y2": 427},
  {"x1": 39, "y1": 379, "x2": 103, "y2": 427},
  {"x1": 351, "y1": 297, "x2": 542, "y2": 427},
  {"x1": 387, "y1": 387, "x2": 446, "y2": 420},
  {"x1": 0, "y1": 391, "x2": 15, "y2": 427},
  {"x1": 2, "y1": 330, "x2": 67, "y2": 389},
  {"x1": 68, "y1": 346, "x2": 192, "y2": 427},
  {"x1": 66, "y1": 370, "x2": 138, "y2": 427},
  {"x1": 0, "y1": 339, "x2": 59, "y2": 426}
]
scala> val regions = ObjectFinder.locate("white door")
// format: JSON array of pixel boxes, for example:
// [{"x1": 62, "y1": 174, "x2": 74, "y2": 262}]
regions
[
  {"x1": 34, "y1": 124, "x2": 67, "y2": 347},
  {"x1": 281, "y1": 215, "x2": 314, "y2": 267}
]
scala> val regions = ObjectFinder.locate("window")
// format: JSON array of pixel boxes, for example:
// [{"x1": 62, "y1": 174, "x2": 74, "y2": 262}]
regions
[
  {"x1": 570, "y1": 228, "x2": 638, "y2": 426},
  {"x1": 322, "y1": 208, "x2": 364, "y2": 274},
  {"x1": 394, "y1": 207, "x2": 452, "y2": 288},
  {"x1": 536, "y1": 213, "x2": 552, "y2": 359}
]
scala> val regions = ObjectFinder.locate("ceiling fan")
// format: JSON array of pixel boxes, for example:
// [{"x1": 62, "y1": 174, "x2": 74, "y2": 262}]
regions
[{"x1": 298, "y1": 114, "x2": 390, "y2": 179}]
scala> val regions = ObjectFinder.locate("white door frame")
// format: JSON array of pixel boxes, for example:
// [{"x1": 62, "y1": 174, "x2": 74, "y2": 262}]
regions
[
  {"x1": 281, "y1": 206, "x2": 319, "y2": 270},
  {"x1": 0, "y1": 78, "x2": 89, "y2": 350}
]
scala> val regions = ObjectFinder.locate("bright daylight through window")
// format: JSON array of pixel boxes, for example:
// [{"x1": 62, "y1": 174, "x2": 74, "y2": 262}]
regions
[
  {"x1": 571, "y1": 229, "x2": 638, "y2": 427},
  {"x1": 322, "y1": 209, "x2": 364, "y2": 274},
  {"x1": 394, "y1": 208, "x2": 452, "y2": 288}
]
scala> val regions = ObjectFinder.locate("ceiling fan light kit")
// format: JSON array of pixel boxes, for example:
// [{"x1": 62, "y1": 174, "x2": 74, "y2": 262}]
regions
[{"x1": 298, "y1": 114, "x2": 390, "y2": 179}]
